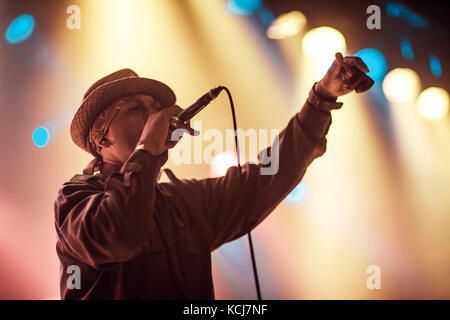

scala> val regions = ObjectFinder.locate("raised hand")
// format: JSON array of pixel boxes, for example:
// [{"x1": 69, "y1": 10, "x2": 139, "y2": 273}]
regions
[{"x1": 315, "y1": 52, "x2": 374, "y2": 99}]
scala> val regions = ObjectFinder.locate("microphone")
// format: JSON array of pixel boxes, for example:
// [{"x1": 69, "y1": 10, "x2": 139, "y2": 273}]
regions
[{"x1": 171, "y1": 86, "x2": 225, "y2": 123}]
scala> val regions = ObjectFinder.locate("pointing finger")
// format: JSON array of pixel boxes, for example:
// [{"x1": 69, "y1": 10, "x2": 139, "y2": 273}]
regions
[
  {"x1": 335, "y1": 52, "x2": 344, "y2": 67},
  {"x1": 329, "y1": 52, "x2": 344, "y2": 77},
  {"x1": 339, "y1": 53, "x2": 354, "y2": 80},
  {"x1": 345, "y1": 56, "x2": 369, "y2": 73}
]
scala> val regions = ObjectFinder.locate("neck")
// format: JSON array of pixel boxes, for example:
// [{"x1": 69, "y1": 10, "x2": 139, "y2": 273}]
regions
[{"x1": 100, "y1": 161, "x2": 123, "y2": 176}]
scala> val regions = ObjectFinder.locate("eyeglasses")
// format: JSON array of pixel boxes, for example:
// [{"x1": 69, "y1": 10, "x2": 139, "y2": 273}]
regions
[
  {"x1": 88, "y1": 95, "x2": 160, "y2": 156},
  {"x1": 88, "y1": 101, "x2": 124, "y2": 156}
]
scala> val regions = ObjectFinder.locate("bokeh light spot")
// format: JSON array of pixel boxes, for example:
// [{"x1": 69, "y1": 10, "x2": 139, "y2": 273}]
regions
[
  {"x1": 32, "y1": 127, "x2": 50, "y2": 147},
  {"x1": 382, "y1": 68, "x2": 420, "y2": 103},
  {"x1": 355, "y1": 48, "x2": 387, "y2": 82},
  {"x1": 266, "y1": 10, "x2": 306, "y2": 39},
  {"x1": 5, "y1": 14, "x2": 35, "y2": 44},
  {"x1": 210, "y1": 151, "x2": 238, "y2": 177},
  {"x1": 226, "y1": 0, "x2": 262, "y2": 16},
  {"x1": 400, "y1": 39, "x2": 414, "y2": 60},
  {"x1": 284, "y1": 182, "x2": 307, "y2": 204},
  {"x1": 429, "y1": 55, "x2": 442, "y2": 78},
  {"x1": 302, "y1": 26, "x2": 346, "y2": 75},
  {"x1": 416, "y1": 87, "x2": 449, "y2": 121}
]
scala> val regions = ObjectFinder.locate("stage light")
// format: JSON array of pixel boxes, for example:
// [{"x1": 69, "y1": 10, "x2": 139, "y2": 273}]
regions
[
  {"x1": 355, "y1": 48, "x2": 387, "y2": 82},
  {"x1": 284, "y1": 182, "x2": 307, "y2": 204},
  {"x1": 382, "y1": 68, "x2": 420, "y2": 103},
  {"x1": 416, "y1": 87, "x2": 449, "y2": 121},
  {"x1": 302, "y1": 27, "x2": 346, "y2": 58},
  {"x1": 302, "y1": 26, "x2": 346, "y2": 75},
  {"x1": 400, "y1": 39, "x2": 414, "y2": 60},
  {"x1": 32, "y1": 127, "x2": 49, "y2": 148},
  {"x1": 386, "y1": 3, "x2": 401, "y2": 17},
  {"x1": 225, "y1": 0, "x2": 262, "y2": 16},
  {"x1": 386, "y1": 2, "x2": 428, "y2": 28},
  {"x1": 429, "y1": 55, "x2": 442, "y2": 78},
  {"x1": 266, "y1": 10, "x2": 306, "y2": 39},
  {"x1": 5, "y1": 14, "x2": 35, "y2": 44},
  {"x1": 210, "y1": 151, "x2": 238, "y2": 177},
  {"x1": 256, "y1": 7, "x2": 275, "y2": 27}
]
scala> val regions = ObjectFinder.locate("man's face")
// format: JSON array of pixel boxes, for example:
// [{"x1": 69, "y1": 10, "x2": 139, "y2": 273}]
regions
[{"x1": 99, "y1": 93, "x2": 163, "y2": 164}]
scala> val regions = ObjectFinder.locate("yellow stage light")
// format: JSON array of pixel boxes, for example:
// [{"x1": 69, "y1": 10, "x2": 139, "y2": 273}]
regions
[
  {"x1": 301, "y1": 26, "x2": 346, "y2": 75},
  {"x1": 266, "y1": 10, "x2": 306, "y2": 39},
  {"x1": 209, "y1": 151, "x2": 237, "y2": 177},
  {"x1": 416, "y1": 87, "x2": 449, "y2": 121},
  {"x1": 382, "y1": 68, "x2": 420, "y2": 103}
]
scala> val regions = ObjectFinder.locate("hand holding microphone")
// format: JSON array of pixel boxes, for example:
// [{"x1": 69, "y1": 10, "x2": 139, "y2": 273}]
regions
[
  {"x1": 167, "y1": 85, "x2": 224, "y2": 138},
  {"x1": 138, "y1": 86, "x2": 224, "y2": 156},
  {"x1": 137, "y1": 104, "x2": 198, "y2": 156}
]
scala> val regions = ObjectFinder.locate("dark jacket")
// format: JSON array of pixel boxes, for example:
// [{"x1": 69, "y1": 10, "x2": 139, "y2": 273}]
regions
[{"x1": 54, "y1": 86, "x2": 342, "y2": 299}]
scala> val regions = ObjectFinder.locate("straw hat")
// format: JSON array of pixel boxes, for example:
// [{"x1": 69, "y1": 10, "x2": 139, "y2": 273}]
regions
[{"x1": 70, "y1": 68, "x2": 176, "y2": 156}]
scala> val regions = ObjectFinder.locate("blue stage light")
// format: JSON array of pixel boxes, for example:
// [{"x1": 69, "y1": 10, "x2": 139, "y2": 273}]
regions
[
  {"x1": 429, "y1": 55, "x2": 442, "y2": 77},
  {"x1": 256, "y1": 7, "x2": 275, "y2": 26},
  {"x1": 5, "y1": 14, "x2": 35, "y2": 44},
  {"x1": 284, "y1": 182, "x2": 307, "y2": 204},
  {"x1": 32, "y1": 127, "x2": 49, "y2": 147},
  {"x1": 386, "y1": 3, "x2": 401, "y2": 17},
  {"x1": 355, "y1": 48, "x2": 387, "y2": 82},
  {"x1": 400, "y1": 39, "x2": 414, "y2": 60},
  {"x1": 226, "y1": 0, "x2": 262, "y2": 16},
  {"x1": 386, "y1": 3, "x2": 428, "y2": 28}
]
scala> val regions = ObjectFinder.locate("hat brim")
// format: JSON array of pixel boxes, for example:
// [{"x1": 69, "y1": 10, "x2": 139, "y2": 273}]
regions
[{"x1": 70, "y1": 76, "x2": 176, "y2": 154}]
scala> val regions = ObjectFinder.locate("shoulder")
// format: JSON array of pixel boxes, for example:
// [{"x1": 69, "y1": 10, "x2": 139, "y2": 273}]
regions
[
  {"x1": 56, "y1": 174, "x2": 103, "y2": 195},
  {"x1": 69, "y1": 173, "x2": 104, "y2": 183}
]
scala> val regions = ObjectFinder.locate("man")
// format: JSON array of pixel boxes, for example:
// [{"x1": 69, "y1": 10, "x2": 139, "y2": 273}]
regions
[{"x1": 54, "y1": 53, "x2": 373, "y2": 299}]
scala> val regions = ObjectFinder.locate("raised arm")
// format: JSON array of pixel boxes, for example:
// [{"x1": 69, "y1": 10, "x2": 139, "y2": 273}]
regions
[
  {"x1": 175, "y1": 88, "x2": 337, "y2": 251},
  {"x1": 169, "y1": 53, "x2": 373, "y2": 252}
]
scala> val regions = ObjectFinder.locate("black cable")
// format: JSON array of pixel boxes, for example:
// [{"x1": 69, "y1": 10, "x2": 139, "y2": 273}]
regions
[{"x1": 222, "y1": 86, "x2": 262, "y2": 301}]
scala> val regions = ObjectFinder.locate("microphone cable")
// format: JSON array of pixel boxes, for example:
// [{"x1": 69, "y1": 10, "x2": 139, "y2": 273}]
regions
[
  {"x1": 173, "y1": 86, "x2": 263, "y2": 300},
  {"x1": 221, "y1": 86, "x2": 262, "y2": 301}
]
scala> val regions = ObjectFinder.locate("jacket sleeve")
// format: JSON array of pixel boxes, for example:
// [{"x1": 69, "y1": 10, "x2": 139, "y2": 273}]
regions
[
  {"x1": 173, "y1": 85, "x2": 343, "y2": 251},
  {"x1": 54, "y1": 149, "x2": 167, "y2": 269}
]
